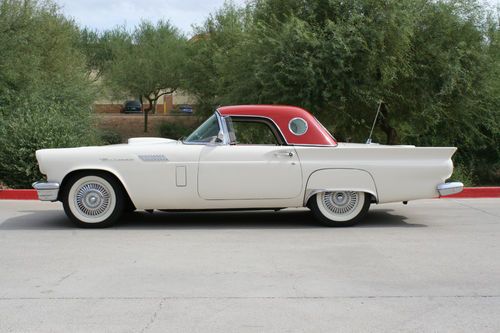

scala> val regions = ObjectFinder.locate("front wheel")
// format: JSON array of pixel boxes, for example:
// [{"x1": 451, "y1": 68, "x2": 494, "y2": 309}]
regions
[
  {"x1": 62, "y1": 173, "x2": 125, "y2": 228},
  {"x1": 309, "y1": 191, "x2": 371, "y2": 227}
]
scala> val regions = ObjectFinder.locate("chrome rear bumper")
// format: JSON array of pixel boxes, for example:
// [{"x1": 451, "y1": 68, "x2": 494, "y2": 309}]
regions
[
  {"x1": 32, "y1": 181, "x2": 60, "y2": 201},
  {"x1": 437, "y1": 182, "x2": 464, "y2": 196}
]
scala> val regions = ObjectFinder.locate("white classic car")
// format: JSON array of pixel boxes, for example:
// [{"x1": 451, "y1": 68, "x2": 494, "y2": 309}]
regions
[{"x1": 33, "y1": 105, "x2": 463, "y2": 227}]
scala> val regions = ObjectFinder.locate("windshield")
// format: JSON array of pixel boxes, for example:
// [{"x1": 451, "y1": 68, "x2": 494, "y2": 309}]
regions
[{"x1": 184, "y1": 114, "x2": 220, "y2": 143}]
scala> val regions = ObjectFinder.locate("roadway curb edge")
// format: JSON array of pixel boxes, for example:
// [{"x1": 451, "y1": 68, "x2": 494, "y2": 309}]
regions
[{"x1": 1, "y1": 188, "x2": 499, "y2": 200}]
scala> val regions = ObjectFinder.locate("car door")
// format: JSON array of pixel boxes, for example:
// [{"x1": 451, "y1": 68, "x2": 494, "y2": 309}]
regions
[{"x1": 197, "y1": 117, "x2": 303, "y2": 200}]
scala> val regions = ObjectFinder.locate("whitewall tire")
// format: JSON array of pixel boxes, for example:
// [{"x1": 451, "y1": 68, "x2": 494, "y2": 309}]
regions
[
  {"x1": 62, "y1": 173, "x2": 125, "y2": 227},
  {"x1": 309, "y1": 191, "x2": 371, "y2": 227}
]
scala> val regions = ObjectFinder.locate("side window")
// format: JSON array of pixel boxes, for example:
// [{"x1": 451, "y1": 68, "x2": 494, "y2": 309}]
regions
[
  {"x1": 226, "y1": 117, "x2": 284, "y2": 145},
  {"x1": 184, "y1": 114, "x2": 220, "y2": 143}
]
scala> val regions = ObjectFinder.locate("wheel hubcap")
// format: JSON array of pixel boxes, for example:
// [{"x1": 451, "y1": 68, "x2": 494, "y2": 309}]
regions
[
  {"x1": 322, "y1": 191, "x2": 359, "y2": 215},
  {"x1": 75, "y1": 183, "x2": 111, "y2": 217}
]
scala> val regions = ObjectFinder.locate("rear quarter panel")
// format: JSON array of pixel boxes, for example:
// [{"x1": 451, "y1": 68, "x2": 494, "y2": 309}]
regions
[{"x1": 295, "y1": 145, "x2": 455, "y2": 203}]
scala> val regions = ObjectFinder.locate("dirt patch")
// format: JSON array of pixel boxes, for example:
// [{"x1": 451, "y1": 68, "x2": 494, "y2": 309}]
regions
[{"x1": 96, "y1": 114, "x2": 198, "y2": 140}]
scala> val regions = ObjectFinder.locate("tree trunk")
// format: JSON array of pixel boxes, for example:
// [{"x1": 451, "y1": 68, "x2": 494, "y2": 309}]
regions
[
  {"x1": 144, "y1": 97, "x2": 155, "y2": 133},
  {"x1": 378, "y1": 103, "x2": 399, "y2": 145},
  {"x1": 142, "y1": 91, "x2": 172, "y2": 132},
  {"x1": 139, "y1": 95, "x2": 147, "y2": 132},
  {"x1": 381, "y1": 125, "x2": 399, "y2": 145},
  {"x1": 150, "y1": 101, "x2": 155, "y2": 115}
]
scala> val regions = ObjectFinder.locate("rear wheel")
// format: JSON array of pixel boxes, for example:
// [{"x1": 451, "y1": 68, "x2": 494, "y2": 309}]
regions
[
  {"x1": 309, "y1": 191, "x2": 370, "y2": 227},
  {"x1": 62, "y1": 173, "x2": 125, "y2": 228}
]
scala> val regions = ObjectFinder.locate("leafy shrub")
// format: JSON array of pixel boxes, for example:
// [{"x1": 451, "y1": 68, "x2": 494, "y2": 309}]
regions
[
  {"x1": 451, "y1": 163, "x2": 476, "y2": 187},
  {"x1": 0, "y1": 1, "x2": 98, "y2": 188},
  {"x1": 99, "y1": 130, "x2": 122, "y2": 145},
  {"x1": 158, "y1": 121, "x2": 196, "y2": 140},
  {"x1": 0, "y1": 101, "x2": 100, "y2": 188}
]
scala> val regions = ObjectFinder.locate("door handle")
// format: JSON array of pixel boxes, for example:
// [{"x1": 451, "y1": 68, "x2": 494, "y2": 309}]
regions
[{"x1": 275, "y1": 151, "x2": 294, "y2": 157}]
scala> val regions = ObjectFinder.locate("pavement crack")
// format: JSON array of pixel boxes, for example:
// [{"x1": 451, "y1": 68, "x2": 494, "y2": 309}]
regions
[
  {"x1": 1, "y1": 295, "x2": 500, "y2": 300},
  {"x1": 139, "y1": 297, "x2": 165, "y2": 333},
  {"x1": 55, "y1": 271, "x2": 76, "y2": 286},
  {"x1": 451, "y1": 200, "x2": 500, "y2": 218}
]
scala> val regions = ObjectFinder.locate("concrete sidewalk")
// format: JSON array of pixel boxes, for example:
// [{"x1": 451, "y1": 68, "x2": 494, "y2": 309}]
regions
[{"x1": 0, "y1": 199, "x2": 499, "y2": 332}]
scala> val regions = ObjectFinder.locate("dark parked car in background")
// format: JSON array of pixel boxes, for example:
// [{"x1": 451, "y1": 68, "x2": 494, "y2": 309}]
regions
[
  {"x1": 179, "y1": 104, "x2": 193, "y2": 114},
  {"x1": 122, "y1": 100, "x2": 142, "y2": 113}
]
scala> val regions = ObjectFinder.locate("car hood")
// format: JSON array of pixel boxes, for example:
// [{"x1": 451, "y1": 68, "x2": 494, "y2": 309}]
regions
[{"x1": 35, "y1": 137, "x2": 179, "y2": 162}]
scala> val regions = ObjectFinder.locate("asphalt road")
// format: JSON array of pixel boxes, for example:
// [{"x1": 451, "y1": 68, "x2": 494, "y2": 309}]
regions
[{"x1": 0, "y1": 199, "x2": 499, "y2": 332}]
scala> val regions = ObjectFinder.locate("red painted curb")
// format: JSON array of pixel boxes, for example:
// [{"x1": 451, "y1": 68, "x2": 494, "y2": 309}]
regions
[
  {"x1": 0, "y1": 189, "x2": 38, "y2": 200},
  {"x1": 1, "y1": 187, "x2": 499, "y2": 200},
  {"x1": 442, "y1": 187, "x2": 500, "y2": 198}
]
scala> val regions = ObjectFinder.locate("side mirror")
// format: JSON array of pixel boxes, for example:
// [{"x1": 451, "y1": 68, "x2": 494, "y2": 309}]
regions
[
  {"x1": 217, "y1": 130, "x2": 224, "y2": 142},
  {"x1": 209, "y1": 131, "x2": 224, "y2": 144}
]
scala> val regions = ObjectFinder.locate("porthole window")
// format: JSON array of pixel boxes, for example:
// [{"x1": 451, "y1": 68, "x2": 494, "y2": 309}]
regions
[{"x1": 288, "y1": 117, "x2": 308, "y2": 136}]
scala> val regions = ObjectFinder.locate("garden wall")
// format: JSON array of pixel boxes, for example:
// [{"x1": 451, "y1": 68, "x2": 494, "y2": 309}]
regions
[{"x1": 97, "y1": 114, "x2": 198, "y2": 140}]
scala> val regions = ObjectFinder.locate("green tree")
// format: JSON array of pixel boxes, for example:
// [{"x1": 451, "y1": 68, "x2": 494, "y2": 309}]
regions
[
  {"x1": 78, "y1": 28, "x2": 114, "y2": 81},
  {"x1": 183, "y1": 2, "x2": 254, "y2": 115},
  {"x1": 0, "y1": 0, "x2": 97, "y2": 187},
  {"x1": 105, "y1": 21, "x2": 187, "y2": 132},
  {"x1": 0, "y1": 0, "x2": 94, "y2": 107},
  {"x1": 184, "y1": 0, "x2": 500, "y2": 184}
]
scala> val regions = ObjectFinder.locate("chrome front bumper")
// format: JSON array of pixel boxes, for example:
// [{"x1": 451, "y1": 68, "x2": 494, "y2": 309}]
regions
[
  {"x1": 437, "y1": 182, "x2": 464, "y2": 196},
  {"x1": 32, "y1": 181, "x2": 60, "y2": 201}
]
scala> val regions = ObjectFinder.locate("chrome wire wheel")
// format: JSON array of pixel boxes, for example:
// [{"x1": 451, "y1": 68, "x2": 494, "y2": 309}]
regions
[
  {"x1": 316, "y1": 191, "x2": 365, "y2": 222},
  {"x1": 68, "y1": 176, "x2": 116, "y2": 223}
]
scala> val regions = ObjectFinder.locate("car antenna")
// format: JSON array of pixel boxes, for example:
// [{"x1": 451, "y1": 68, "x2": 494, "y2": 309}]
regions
[{"x1": 366, "y1": 100, "x2": 383, "y2": 144}]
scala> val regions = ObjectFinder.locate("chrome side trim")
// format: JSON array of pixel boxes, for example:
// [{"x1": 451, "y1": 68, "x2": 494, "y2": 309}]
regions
[
  {"x1": 32, "y1": 181, "x2": 60, "y2": 201},
  {"x1": 437, "y1": 182, "x2": 464, "y2": 196},
  {"x1": 291, "y1": 143, "x2": 338, "y2": 147}
]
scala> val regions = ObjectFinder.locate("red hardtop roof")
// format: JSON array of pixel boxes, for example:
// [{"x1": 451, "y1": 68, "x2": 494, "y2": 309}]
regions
[{"x1": 217, "y1": 105, "x2": 337, "y2": 146}]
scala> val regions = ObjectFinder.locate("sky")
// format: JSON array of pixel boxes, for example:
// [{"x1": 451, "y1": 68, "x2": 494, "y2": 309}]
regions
[
  {"x1": 57, "y1": 0, "x2": 498, "y2": 36},
  {"x1": 55, "y1": 0, "x2": 247, "y2": 35}
]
